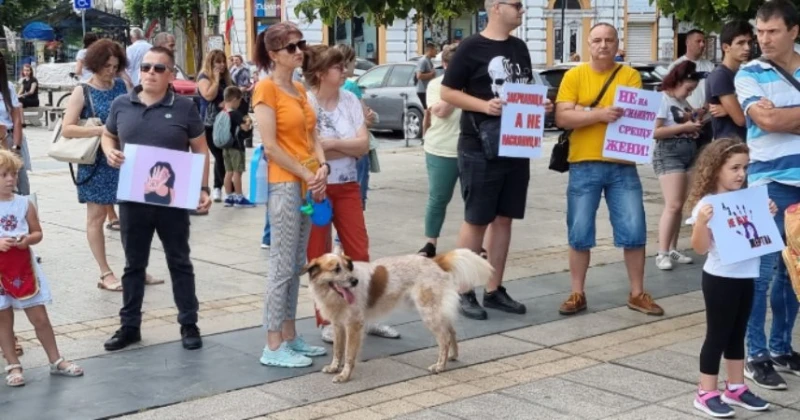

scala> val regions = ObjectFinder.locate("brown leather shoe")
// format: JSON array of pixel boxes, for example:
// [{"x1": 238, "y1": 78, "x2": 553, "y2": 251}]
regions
[
  {"x1": 627, "y1": 292, "x2": 664, "y2": 316},
  {"x1": 559, "y1": 292, "x2": 587, "y2": 315}
]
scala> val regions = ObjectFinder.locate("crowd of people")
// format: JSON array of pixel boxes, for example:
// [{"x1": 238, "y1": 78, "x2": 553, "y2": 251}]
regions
[{"x1": 1, "y1": 1, "x2": 799, "y2": 418}]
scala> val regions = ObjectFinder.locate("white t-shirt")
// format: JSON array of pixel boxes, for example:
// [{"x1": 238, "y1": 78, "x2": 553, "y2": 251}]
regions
[
  {"x1": 686, "y1": 195, "x2": 760, "y2": 278},
  {"x1": 76, "y1": 49, "x2": 94, "y2": 82},
  {"x1": 656, "y1": 93, "x2": 694, "y2": 138},
  {"x1": 307, "y1": 90, "x2": 365, "y2": 184},
  {"x1": 0, "y1": 82, "x2": 21, "y2": 128},
  {"x1": 668, "y1": 56, "x2": 715, "y2": 109}
]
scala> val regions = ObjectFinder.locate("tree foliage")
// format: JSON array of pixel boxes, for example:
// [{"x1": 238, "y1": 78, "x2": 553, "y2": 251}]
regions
[
  {"x1": 295, "y1": 0, "x2": 485, "y2": 27},
  {"x1": 124, "y1": 0, "x2": 221, "y2": 73},
  {"x1": 654, "y1": 0, "x2": 770, "y2": 32},
  {"x1": 0, "y1": 0, "x2": 57, "y2": 30}
]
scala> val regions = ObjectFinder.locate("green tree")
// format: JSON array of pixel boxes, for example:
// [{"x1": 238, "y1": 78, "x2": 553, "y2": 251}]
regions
[
  {"x1": 124, "y1": 0, "x2": 221, "y2": 73},
  {"x1": 295, "y1": 0, "x2": 484, "y2": 29},
  {"x1": 655, "y1": 0, "x2": 769, "y2": 32},
  {"x1": 0, "y1": 0, "x2": 58, "y2": 30}
]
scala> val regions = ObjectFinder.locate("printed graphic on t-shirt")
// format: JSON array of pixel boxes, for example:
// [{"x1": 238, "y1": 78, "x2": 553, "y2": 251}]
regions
[
  {"x1": 0, "y1": 215, "x2": 18, "y2": 232},
  {"x1": 487, "y1": 56, "x2": 532, "y2": 101}
]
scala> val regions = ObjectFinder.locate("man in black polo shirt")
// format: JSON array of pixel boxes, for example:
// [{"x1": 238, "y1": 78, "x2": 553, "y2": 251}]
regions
[{"x1": 100, "y1": 46, "x2": 212, "y2": 351}]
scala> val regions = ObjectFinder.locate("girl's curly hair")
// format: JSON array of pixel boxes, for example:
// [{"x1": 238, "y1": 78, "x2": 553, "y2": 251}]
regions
[{"x1": 686, "y1": 138, "x2": 750, "y2": 211}]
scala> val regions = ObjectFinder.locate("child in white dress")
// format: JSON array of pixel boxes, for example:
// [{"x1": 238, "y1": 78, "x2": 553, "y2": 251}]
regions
[{"x1": 0, "y1": 150, "x2": 83, "y2": 387}]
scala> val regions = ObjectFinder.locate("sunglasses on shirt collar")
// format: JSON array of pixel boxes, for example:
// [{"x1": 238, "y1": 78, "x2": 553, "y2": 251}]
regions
[
  {"x1": 140, "y1": 63, "x2": 172, "y2": 74},
  {"x1": 273, "y1": 40, "x2": 308, "y2": 54}
]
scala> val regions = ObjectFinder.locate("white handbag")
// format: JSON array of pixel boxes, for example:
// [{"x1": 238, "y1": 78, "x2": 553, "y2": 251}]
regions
[{"x1": 47, "y1": 84, "x2": 102, "y2": 165}]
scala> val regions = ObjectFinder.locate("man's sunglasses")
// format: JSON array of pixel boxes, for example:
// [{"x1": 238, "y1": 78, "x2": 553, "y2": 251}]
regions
[
  {"x1": 274, "y1": 40, "x2": 307, "y2": 54},
  {"x1": 140, "y1": 63, "x2": 172, "y2": 74},
  {"x1": 498, "y1": 1, "x2": 524, "y2": 11}
]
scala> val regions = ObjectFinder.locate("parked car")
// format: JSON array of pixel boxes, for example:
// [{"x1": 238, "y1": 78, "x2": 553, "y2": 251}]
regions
[
  {"x1": 354, "y1": 58, "x2": 377, "y2": 78},
  {"x1": 357, "y1": 62, "x2": 443, "y2": 139},
  {"x1": 536, "y1": 62, "x2": 666, "y2": 128},
  {"x1": 172, "y1": 65, "x2": 197, "y2": 96}
]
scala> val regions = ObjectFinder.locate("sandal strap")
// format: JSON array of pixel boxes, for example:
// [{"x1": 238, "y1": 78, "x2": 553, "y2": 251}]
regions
[
  {"x1": 50, "y1": 357, "x2": 64, "y2": 367},
  {"x1": 4, "y1": 364, "x2": 22, "y2": 373},
  {"x1": 100, "y1": 271, "x2": 114, "y2": 280}
]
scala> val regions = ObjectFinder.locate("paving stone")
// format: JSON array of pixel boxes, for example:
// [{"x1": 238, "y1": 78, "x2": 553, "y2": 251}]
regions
[
  {"x1": 369, "y1": 399, "x2": 422, "y2": 417},
  {"x1": 117, "y1": 388, "x2": 293, "y2": 420},
  {"x1": 561, "y1": 364, "x2": 694, "y2": 403},
  {"x1": 528, "y1": 356, "x2": 600, "y2": 377},
  {"x1": 500, "y1": 348, "x2": 571, "y2": 369},
  {"x1": 305, "y1": 399, "x2": 360, "y2": 416},
  {"x1": 341, "y1": 390, "x2": 395, "y2": 407},
  {"x1": 401, "y1": 391, "x2": 455, "y2": 408},
  {"x1": 758, "y1": 408, "x2": 800, "y2": 419},
  {"x1": 393, "y1": 409, "x2": 462, "y2": 420},
  {"x1": 607, "y1": 405, "x2": 703, "y2": 419},
  {"x1": 267, "y1": 406, "x2": 321, "y2": 420},
  {"x1": 664, "y1": 337, "x2": 704, "y2": 357},
  {"x1": 327, "y1": 408, "x2": 387, "y2": 420},
  {"x1": 392, "y1": 335, "x2": 541, "y2": 370},
  {"x1": 498, "y1": 366, "x2": 547, "y2": 383},
  {"x1": 502, "y1": 313, "x2": 640, "y2": 346},
  {"x1": 503, "y1": 377, "x2": 646, "y2": 419},
  {"x1": 259, "y1": 359, "x2": 428, "y2": 405},
  {"x1": 436, "y1": 383, "x2": 485, "y2": 399},
  {"x1": 436, "y1": 392, "x2": 572, "y2": 420},
  {"x1": 466, "y1": 375, "x2": 518, "y2": 392},
  {"x1": 616, "y1": 349, "x2": 704, "y2": 383}
]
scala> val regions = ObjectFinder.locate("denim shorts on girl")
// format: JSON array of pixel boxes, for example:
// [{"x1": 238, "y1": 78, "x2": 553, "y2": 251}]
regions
[{"x1": 652, "y1": 138, "x2": 697, "y2": 176}]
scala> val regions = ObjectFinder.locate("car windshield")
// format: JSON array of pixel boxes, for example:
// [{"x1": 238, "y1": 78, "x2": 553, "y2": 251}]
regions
[{"x1": 541, "y1": 70, "x2": 566, "y2": 88}]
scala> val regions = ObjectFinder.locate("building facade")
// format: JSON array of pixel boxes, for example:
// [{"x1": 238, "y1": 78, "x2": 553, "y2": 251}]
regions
[{"x1": 221, "y1": 0, "x2": 716, "y2": 68}]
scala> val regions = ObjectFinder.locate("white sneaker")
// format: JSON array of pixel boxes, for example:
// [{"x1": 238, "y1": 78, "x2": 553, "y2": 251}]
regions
[
  {"x1": 320, "y1": 325, "x2": 334, "y2": 344},
  {"x1": 670, "y1": 250, "x2": 693, "y2": 264},
  {"x1": 655, "y1": 254, "x2": 673, "y2": 270},
  {"x1": 212, "y1": 188, "x2": 222, "y2": 203},
  {"x1": 261, "y1": 243, "x2": 270, "y2": 250},
  {"x1": 367, "y1": 323, "x2": 401, "y2": 339}
]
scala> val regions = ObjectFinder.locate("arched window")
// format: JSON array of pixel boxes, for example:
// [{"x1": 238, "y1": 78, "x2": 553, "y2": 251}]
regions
[{"x1": 553, "y1": 0, "x2": 582, "y2": 9}]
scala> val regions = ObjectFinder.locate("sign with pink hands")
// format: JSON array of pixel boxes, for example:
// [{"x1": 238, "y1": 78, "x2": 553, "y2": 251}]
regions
[
  {"x1": 602, "y1": 86, "x2": 661, "y2": 164},
  {"x1": 705, "y1": 186, "x2": 784, "y2": 265},
  {"x1": 116, "y1": 144, "x2": 205, "y2": 210}
]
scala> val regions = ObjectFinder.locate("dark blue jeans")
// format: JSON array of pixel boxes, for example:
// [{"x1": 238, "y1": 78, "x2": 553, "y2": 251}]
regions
[{"x1": 746, "y1": 182, "x2": 800, "y2": 360}]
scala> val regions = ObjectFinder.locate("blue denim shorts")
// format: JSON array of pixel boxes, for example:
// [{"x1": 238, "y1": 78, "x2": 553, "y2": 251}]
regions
[
  {"x1": 652, "y1": 138, "x2": 697, "y2": 176},
  {"x1": 566, "y1": 162, "x2": 647, "y2": 250}
]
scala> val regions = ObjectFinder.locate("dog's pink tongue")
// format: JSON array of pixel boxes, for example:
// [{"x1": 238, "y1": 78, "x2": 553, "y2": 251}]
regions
[{"x1": 342, "y1": 288, "x2": 355, "y2": 305}]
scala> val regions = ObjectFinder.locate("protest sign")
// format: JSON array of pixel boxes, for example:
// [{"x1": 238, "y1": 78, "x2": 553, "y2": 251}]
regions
[
  {"x1": 499, "y1": 83, "x2": 548, "y2": 159},
  {"x1": 117, "y1": 144, "x2": 206, "y2": 210},
  {"x1": 705, "y1": 185, "x2": 784, "y2": 265},
  {"x1": 602, "y1": 86, "x2": 662, "y2": 164}
]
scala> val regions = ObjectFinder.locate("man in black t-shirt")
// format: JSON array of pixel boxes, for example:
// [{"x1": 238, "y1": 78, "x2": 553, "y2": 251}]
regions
[
  {"x1": 441, "y1": 0, "x2": 552, "y2": 320},
  {"x1": 706, "y1": 20, "x2": 753, "y2": 141}
]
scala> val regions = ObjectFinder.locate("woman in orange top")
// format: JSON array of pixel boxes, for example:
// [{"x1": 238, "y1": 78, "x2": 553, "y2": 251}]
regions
[{"x1": 252, "y1": 22, "x2": 329, "y2": 368}]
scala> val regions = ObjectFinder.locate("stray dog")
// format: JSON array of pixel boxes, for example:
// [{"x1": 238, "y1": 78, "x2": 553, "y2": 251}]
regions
[{"x1": 302, "y1": 249, "x2": 493, "y2": 383}]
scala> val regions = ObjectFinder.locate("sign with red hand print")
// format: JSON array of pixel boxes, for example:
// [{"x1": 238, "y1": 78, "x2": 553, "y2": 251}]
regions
[{"x1": 706, "y1": 185, "x2": 784, "y2": 265}]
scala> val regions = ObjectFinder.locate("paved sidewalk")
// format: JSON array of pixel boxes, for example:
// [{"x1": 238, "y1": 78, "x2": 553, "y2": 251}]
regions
[{"x1": 3, "y1": 126, "x2": 727, "y2": 419}]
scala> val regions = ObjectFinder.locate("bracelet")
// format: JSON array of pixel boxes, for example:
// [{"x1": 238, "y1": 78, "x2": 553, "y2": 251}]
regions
[
  {"x1": 321, "y1": 162, "x2": 331, "y2": 173},
  {"x1": 200, "y1": 187, "x2": 211, "y2": 195}
]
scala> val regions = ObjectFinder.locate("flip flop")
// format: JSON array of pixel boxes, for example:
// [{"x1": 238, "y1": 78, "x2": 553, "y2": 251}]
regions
[
  {"x1": 145, "y1": 274, "x2": 165, "y2": 286},
  {"x1": 96, "y1": 271, "x2": 123, "y2": 292},
  {"x1": 105, "y1": 220, "x2": 121, "y2": 231}
]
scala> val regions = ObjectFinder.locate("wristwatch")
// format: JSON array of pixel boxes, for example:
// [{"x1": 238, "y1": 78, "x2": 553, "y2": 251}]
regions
[
  {"x1": 201, "y1": 187, "x2": 211, "y2": 195},
  {"x1": 321, "y1": 162, "x2": 331, "y2": 173}
]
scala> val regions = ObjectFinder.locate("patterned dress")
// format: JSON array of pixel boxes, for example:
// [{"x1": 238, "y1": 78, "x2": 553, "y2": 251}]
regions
[
  {"x1": 0, "y1": 195, "x2": 51, "y2": 310},
  {"x1": 76, "y1": 79, "x2": 128, "y2": 204}
]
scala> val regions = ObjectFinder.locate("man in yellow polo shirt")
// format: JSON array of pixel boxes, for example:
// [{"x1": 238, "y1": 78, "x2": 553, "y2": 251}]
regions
[{"x1": 555, "y1": 23, "x2": 664, "y2": 317}]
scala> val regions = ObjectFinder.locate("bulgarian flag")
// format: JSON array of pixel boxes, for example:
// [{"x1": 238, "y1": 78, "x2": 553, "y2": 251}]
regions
[
  {"x1": 144, "y1": 19, "x2": 160, "y2": 39},
  {"x1": 224, "y1": 1, "x2": 235, "y2": 43}
]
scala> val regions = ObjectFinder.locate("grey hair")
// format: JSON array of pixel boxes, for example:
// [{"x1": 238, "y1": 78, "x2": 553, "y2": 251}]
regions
[
  {"x1": 153, "y1": 32, "x2": 175, "y2": 48},
  {"x1": 130, "y1": 27, "x2": 145, "y2": 40},
  {"x1": 484, "y1": 0, "x2": 498, "y2": 10}
]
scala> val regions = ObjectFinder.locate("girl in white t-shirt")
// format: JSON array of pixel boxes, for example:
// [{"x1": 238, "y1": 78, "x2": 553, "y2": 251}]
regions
[{"x1": 686, "y1": 139, "x2": 773, "y2": 417}]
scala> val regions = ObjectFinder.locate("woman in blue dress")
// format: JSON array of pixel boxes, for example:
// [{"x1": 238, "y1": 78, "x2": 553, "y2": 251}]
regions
[{"x1": 61, "y1": 39, "x2": 160, "y2": 291}]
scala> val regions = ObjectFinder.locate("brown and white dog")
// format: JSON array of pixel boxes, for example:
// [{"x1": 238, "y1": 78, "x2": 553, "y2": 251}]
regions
[{"x1": 302, "y1": 249, "x2": 493, "y2": 383}]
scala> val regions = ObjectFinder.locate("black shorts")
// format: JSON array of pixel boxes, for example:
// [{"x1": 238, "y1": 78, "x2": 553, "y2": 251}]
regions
[{"x1": 458, "y1": 149, "x2": 530, "y2": 225}]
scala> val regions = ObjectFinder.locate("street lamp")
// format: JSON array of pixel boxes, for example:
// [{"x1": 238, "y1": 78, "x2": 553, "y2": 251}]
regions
[{"x1": 113, "y1": 0, "x2": 125, "y2": 15}]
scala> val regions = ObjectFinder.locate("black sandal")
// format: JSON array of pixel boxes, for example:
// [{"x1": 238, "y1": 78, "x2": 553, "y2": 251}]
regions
[{"x1": 418, "y1": 243, "x2": 436, "y2": 258}]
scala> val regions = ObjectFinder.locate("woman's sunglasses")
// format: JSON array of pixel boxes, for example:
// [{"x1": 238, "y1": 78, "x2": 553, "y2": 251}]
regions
[
  {"x1": 140, "y1": 63, "x2": 171, "y2": 74},
  {"x1": 274, "y1": 40, "x2": 307, "y2": 54}
]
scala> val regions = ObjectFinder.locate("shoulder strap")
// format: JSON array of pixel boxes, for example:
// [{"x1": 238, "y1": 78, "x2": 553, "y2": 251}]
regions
[
  {"x1": 590, "y1": 65, "x2": 624, "y2": 108},
  {"x1": 761, "y1": 58, "x2": 800, "y2": 93},
  {"x1": 81, "y1": 83, "x2": 97, "y2": 118}
]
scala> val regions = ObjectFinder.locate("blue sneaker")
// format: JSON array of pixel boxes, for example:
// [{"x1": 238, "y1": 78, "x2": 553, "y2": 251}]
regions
[
  {"x1": 286, "y1": 336, "x2": 327, "y2": 357},
  {"x1": 259, "y1": 342, "x2": 313, "y2": 368},
  {"x1": 224, "y1": 195, "x2": 235, "y2": 207},
  {"x1": 235, "y1": 196, "x2": 256, "y2": 208},
  {"x1": 694, "y1": 390, "x2": 735, "y2": 418},
  {"x1": 722, "y1": 383, "x2": 770, "y2": 412}
]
